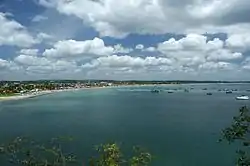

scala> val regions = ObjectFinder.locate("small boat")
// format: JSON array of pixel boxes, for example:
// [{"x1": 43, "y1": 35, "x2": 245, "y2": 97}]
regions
[
  {"x1": 226, "y1": 91, "x2": 232, "y2": 94},
  {"x1": 206, "y1": 92, "x2": 212, "y2": 95},
  {"x1": 236, "y1": 95, "x2": 249, "y2": 100},
  {"x1": 167, "y1": 91, "x2": 174, "y2": 93},
  {"x1": 151, "y1": 89, "x2": 160, "y2": 93},
  {"x1": 202, "y1": 88, "x2": 207, "y2": 90},
  {"x1": 184, "y1": 89, "x2": 189, "y2": 93}
]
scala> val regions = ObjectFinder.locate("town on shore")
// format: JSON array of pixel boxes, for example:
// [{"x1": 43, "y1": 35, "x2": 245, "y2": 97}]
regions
[
  {"x1": 0, "y1": 80, "x2": 182, "y2": 97},
  {"x1": 1, "y1": 80, "x2": 250, "y2": 98}
]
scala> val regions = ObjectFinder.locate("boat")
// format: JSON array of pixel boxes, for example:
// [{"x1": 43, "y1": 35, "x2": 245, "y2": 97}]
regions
[
  {"x1": 236, "y1": 95, "x2": 249, "y2": 100},
  {"x1": 167, "y1": 91, "x2": 174, "y2": 93},
  {"x1": 184, "y1": 89, "x2": 189, "y2": 93},
  {"x1": 206, "y1": 92, "x2": 212, "y2": 95},
  {"x1": 151, "y1": 89, "x2": 160, "y2": 93},
  {"x1": 226, "y1": 91, "x2": 232, "y2": 94}
]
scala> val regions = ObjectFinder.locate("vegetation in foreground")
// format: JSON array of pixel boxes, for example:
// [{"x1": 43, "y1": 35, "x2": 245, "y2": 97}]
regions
[
  {"x1": 220, "y1": 106, "x2": 250, "y2": 165},
  {"x1": 0, "y1": 137, "x2": 152, "y2": 166},
  {"x1": 1, "y1": 106, "x2": 250, "y2": 166}
]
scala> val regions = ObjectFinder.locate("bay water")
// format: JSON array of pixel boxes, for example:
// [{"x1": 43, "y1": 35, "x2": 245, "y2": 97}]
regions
[{"x1": 0, "y1": 84, "x2": 250, "y2": 166}]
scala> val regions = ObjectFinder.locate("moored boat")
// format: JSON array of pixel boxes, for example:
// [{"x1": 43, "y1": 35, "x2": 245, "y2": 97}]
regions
[
  {"x1": 151, "y1": 89, "x2": 160, "y2": 93},
  {"x1": 236, "y1": 95, "x2": 249, "y2": 100}
]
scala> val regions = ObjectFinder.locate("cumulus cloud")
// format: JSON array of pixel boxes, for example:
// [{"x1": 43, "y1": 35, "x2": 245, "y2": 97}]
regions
[
  {"x1": 135, "y1": 44, "x2": 144, "y2": 50},
  {"x1": 14, "y1": 54, "x2": 79, "y2": 74},
  {"x1": 7, "y1": 33, "x2": 245, "y2": 79},
  {"x1": 19, "y1": 49, "x2": 39, "y2": 56},
  {"x1": 226, "y1": 33, "x2": 250, "y2": 51},
  {"x1": 32, "y1": 15, "x2": 48, "y2": 22},
  {"x1": 198, "y1": 61, "x2": 234, "y2": 70},
  {"x1": 157, "y1": 34, "x2": 243, "y2": 68},
  {"x1": 0, "y1": 59, "x2": 10, "y2": 69},
  {"x1": 43, "y1": 37, "x2": 114, "y2": 58},
  {"x1": 144, "y1": 47, "x2": 156, "y2": 52},
  {"x1": 38, "y1": 0, "x2": 250, "y2": 38},
  {"x1": 113, "y1": 44, "x2": 133, "y2": 54},
  {"x1": 82, "y1": 55, "x2": 172, "y2": 69},
  {"x1": 242, "y1": 57, "x2": 250, "y2": 70},
  {"x1": 207, "y1": 50, "x2": 242, "y2": 61},
  {"x1": 0, "y1": 12, "x2": 37, "y2": 47},
  {"x1": 37, "y1": 32, "x2": 53, "y2": 41}
]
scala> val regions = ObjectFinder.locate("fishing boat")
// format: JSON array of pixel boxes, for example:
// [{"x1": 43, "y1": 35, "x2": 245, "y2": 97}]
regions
[
  {"x1": 236, "y1": 95, "x2": 249, "y2": 100},
  {"x1": 206, "y1": 92, "x2": 212, "y2": 95}
]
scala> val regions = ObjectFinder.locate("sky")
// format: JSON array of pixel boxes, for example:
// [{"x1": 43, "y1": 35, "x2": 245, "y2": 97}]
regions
[{"x1": 0, "y1": 0, "x2": 250, "y2": 81}]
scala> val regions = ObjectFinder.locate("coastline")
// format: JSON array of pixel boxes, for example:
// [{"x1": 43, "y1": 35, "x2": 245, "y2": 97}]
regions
[
  {"x1": 0, "y1": 89, "x2": 74, "y2": 102},
  {"x1": 0, "y1": 84, "x2": 169, "y2": 102}
]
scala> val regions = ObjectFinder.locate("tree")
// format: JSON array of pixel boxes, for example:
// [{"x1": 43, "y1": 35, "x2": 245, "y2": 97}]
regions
[
  {"x1": 0, "y1": 137, "x2": 152, "y2": 166},
  {"x1": 220, "y1": 106, "x2": 250, "y2": 165}
]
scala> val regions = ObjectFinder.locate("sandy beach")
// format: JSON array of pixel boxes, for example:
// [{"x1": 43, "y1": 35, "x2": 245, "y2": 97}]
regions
[
  {"x1": 0, "y1": 87, "x2": 99, "y2": 101},
  {"x1": 0, "y1": 91, "x2": 52, "y2": 101},
  {"x1": 0, "y1": 84, "x2": 168, "y2": 102}
]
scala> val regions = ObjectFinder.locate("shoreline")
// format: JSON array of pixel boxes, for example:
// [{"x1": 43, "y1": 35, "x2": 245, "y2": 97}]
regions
[
  {"x1": 0, "y1": 89, "x2": 78, "y2": 102},
  {"x1": 0, "y1": 84, "x2": 171, "y2": 102}
]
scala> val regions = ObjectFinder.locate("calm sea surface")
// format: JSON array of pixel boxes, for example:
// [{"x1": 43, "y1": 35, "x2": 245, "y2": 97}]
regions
[{"x1": 1, "y1": 84, "x2": 250, "y2": 166}]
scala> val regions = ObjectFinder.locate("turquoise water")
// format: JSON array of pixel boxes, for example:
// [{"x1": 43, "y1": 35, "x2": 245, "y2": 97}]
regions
[{"x1": 1, "y1": 84, "x2": 250, "y2": 166}]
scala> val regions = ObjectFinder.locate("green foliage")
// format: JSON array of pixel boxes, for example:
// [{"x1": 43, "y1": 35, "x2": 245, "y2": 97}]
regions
[
  {"x1": 0, "y1": 136, "x2": 76, "y2": 166},
  {"x1": 129, "y1": 146, "x2": 152, "y2": 166},
  {"x1": 90, "y1": 144, "x2": 152, "y2": 166},
  {"x1": 220, "y1": 106, "x2": 250, "y2": 166},
  {"x1": 0, "y1": 138, "x2": 152, "y2": 166}
]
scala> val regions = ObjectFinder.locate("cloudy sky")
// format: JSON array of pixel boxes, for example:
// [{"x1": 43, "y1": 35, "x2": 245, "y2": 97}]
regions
[{"x1": 0, "y1": 0, "x2": 250, "y2": 80}]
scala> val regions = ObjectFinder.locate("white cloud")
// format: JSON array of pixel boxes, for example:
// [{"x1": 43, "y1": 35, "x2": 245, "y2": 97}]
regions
[
  {"x1": 82, "y1": 55, "x2": 172, "y2": 69},
  {"x1": 14, "y1": 54, "x2": 50, "y2": 66},
  {"x1": 38, "y1": 0, "x2": 250, "y2": 38},
  {"x1": 158, "y1": 34, "x2": 207, "y2": 52},
  {"x1": 43, "y1": 37, "x2": 114, "y2": 58},
  {"x1": 207, "y1": 50, "x2": 242, "y2": 61},
  {"x1": 0, "y1": 59, "x2": 10, "y2": 69},
  {"x1": 113, "y1": 44, "x2": 133, "y2": 54},
  {"x1": 37, "y1": 32, "x2": 53, "y2": 41},
  {"x1": 135, "y1": 44, "x2": 144, "y2": 50},
  {"x1": 32, "y1": 15, "x2": 48, "y2": 22},
  {"x1": 19, "y1": 49, "x2": 39, "y2": 56},
  {"x1": 14, "y1": 54, "x2": 79, "y2": 74},
  {"x1": 198, "y1": 62, "x2": 234, "y2": 70},
  {"x1": 0, "y1": 12, "x2": 37, "y2": 47},
  {"x1": 144, "y1": 47, "x2": 156, "y2": 52},
  {"x1": 226, "y1": 33, "x2": 250, "y2": 51},
  {"x1": 206, "y1": 38, "x2": 224, "y2": 51},
  {"x1": 157, "y1": 34, "x2": 242, "y2": 67},
  {"x1": 242, "y1": 57, "x2": 250, "y2": 70}
]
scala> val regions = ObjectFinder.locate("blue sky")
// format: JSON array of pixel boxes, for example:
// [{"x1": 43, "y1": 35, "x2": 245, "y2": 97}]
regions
[{"x1": 0, "y1": 0, "x2": 250, "y2": 80}]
